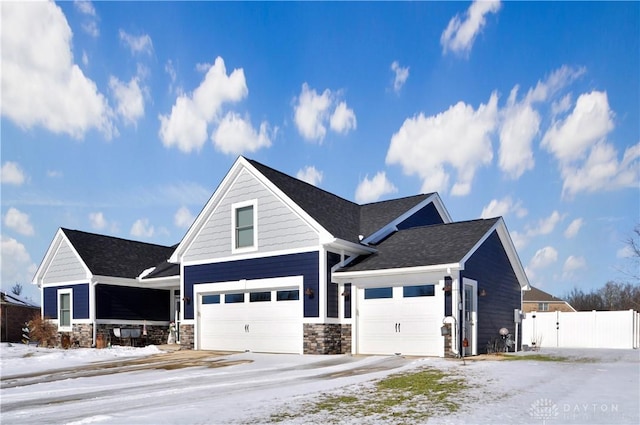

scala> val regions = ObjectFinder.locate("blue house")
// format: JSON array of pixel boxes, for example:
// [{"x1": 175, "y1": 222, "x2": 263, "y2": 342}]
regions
[{"x1": 34, "y1": 156, "x2": 529, "y2": 356}]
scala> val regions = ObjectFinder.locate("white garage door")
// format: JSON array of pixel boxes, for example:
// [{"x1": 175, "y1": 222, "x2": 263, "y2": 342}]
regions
[
  {"x1": 357, "y1": 284, "x2": 442, "y2": 356},
  {"x1": 198, "y1": 281, "x2": 302, "y2": 354}
]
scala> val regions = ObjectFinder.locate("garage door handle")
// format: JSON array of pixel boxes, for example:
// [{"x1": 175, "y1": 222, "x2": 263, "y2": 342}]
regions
[
  {"x1": 244, "y1": 324, "x2": 249, "y2": 333},
  {"x1": 395, "y1": 323, "x2": 401, "y2": 332}
]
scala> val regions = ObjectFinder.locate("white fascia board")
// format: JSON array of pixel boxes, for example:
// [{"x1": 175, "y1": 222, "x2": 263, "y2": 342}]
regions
[
  {"x1": 137, "y1": 276, "x2": 180, "y2": 289},
  {"x1": 332, "y1": 262, "x2": 461, "y2": 283},
  {"x1": 91, "y1": 276, "x2": 146, "y2": 287},
  {"x1": 169, "y1": 157, "x2": 246, "y2": 263},
  {"x1": 362, "y1": 193, "x2": 452, "y2": 245},
  {"x1": 242, "y1": 158, "x2": 327, "y2": 237},
  {"x1": 179, "y1": 245, "x2": 320, "y2": 268},
  {"x1": 323, "y1": 238, "x2": 377, "y2": 255},
  {"x1": 33, "y1": 229, "x2": 92, "y2": 286},
  {"x1": 459, "y1": 218, "x2": 531, "y2": 290}
]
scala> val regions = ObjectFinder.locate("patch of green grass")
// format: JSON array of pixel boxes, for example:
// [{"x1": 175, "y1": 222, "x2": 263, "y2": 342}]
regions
[
  {"x1": 269, "y1": 367, "x2": 467, "y2": 424},
  {"x1": 500, "y1": 353, "x2": 596, "y2": 363}
]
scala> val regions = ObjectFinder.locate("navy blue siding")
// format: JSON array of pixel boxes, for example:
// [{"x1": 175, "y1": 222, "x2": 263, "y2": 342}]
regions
[
  {"x1": 184, "y1": 251, "x2": 319, "y2": 319},
  {"x1": 327, "y1": 252, "x2": 341, "y2": 318},
  {"x1": 397, "y1": 203, "x2": 444, "y2": 230},
  {"x1": 95, "y1": 285, "x2": 170, "y2": 321},
  {"x1": 43, "y1": 284, "x2": 90, "y2": 319},
  {"x1": 461, "y1": 231, "x2": 521, "y2": 353}
]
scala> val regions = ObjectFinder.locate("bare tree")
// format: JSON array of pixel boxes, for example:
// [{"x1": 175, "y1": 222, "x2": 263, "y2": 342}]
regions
[{"x1": 11, "y1": 283, "x2": 23, "y2": 296}]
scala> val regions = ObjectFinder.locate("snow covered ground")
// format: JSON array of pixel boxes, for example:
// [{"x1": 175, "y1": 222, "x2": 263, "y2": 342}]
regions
[{"x1": 1, "y1": 343, "x2": 638, "y2": 425}]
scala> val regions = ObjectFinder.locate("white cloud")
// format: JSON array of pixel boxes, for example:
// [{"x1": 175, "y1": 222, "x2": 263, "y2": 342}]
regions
[
  {"x1": 329, "y1": 101, "x2": 357, "y2": 134},
  {"x1": 165, "y1": 60, "x2": 178, "y2": 94},
  {"x1": 542, "y1": 91, "x2": 614, "y2": 163},
  {"x1": 528, "y1": 211, "x2": 563, "y2": 237},
  {"x1": 211, "y1": 112, "x2": 273, "y2": 155},
  {"x1": 1, "y1": 162, "x2": 26, "y2": 185},
  {"x1": 4, "y1": 208, "x2": 35, "y2": 236},
  {"x1": 293, "y1": 83, "x2": 332, "y2": 142},
  {"x1": 293, "y1": 83, "x2": 356, "y2": 142},
  {"x1": 440, "y1": 0, "x2": 501, "y2": 56},
  {"x1": 525, "y1": 65, "x2": 586, "y2": 104},
  {"x1": 542, "y1": 91, "x2": 639, "y2": 198},
  {"x1": 174, "y1": 206, "x2": 195, "y2": 229},
  {"x1": 498, "y1": 87, "x2": 539, "y2": 179},
  {"x1": 480, "y1": 197, "x2": 527, "y2": 219},
  {"x1": 1, "y1": 1, "x2": 114, "y2": 139},
  {"x1": 509, "y1": 230, "x2": 527, "y2": 251},
  {"x1": 564, "y1": 218, "x2": 584, "y2": 239},
  {"x1": 386, "y1": 93, "x2": 498, "y2": 196},
  {"x1": 47, "y1": 170, "x2": 63, "y2": 178},
  {"x1": 355, "y1": 172, "x2": 398, "y2": 204},
  {"x1": 89, "y1": 212, "x2": 107, "y2": 230},
  {"x1": 1, "y1": 236, "x2": 37, "y2": 285},
  {"x1": 130, "y1": 218, "x2": 154, "y2": 238},
  {"x1": 119, "y1": 29, "x2": 153, "y2": 56},
  {"x1": 391, "y1": 61, "x2": 409, "y2": 93},
  {"x1": 159, "y1": 57, "x2": 248, "y2": 153},
  {"x1": 617, "y1": 245, "x2": 635, "y2": 259},
  {"x1": 74, "y1": 1, "x2": 99, "y2": 38},
  {"x1": 562, "y1": 255, "x2": 586, "y2": 279},
  {"x1": 296, "y1": 166, "x2": 323, "y2": 187},
  {"x1": 109, "y1": 76, "x2": 145, "y2": 126},
  {"x1": 528, "y1": 246, "x2": 558, "y2": 270}
]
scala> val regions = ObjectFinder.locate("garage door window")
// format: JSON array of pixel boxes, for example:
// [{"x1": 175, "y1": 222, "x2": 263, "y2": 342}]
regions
[
  {"x1": 250, "y1": 291, "x2": 271, "y2": 302},
  {"x1": 277, "y1": 290, "x2": 299, "y2": 301},
  {"x1": 202, "y1": 294, "x2": 220, "y2": 304},
  {"x1": 403, "y1": 284, "x2": 435, "y2": 298},
  {"x1": 364, "y1": 287, "x2": 393, "y2": 299},
  {"x1": 225, "y1": 293, "x2": 245, "y2": 303}
]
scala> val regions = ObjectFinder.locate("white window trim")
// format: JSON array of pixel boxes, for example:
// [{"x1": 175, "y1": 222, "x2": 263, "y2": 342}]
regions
[
  {"x1": 57, "y1": 288, "x2": 73, "y2": 332},
  {"x1": 231, "y1": 199, "x2": 258, "y2": 254}
]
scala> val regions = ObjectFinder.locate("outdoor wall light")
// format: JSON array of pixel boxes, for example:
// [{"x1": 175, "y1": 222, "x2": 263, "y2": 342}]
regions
[
  {"x1": 478, "y1": 288, "x2": 488, "y2": 297},
  {"x1": 183, "y1": 296, "x2": 191, "y2": 305},
  {"x1": 304, "y1": 287, "x2": 315, "y2": 298}
]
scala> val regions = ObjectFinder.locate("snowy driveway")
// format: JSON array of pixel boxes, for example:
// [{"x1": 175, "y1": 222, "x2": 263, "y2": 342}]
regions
[{"x1": 1, "y1": 344, "x2": 639, "y2": 424}]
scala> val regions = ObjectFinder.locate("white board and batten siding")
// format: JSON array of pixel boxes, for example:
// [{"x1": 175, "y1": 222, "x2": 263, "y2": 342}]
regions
[
  {"x1": 41, "y1": 237, "x2": 88, "y2": 285},
  {"x1": 522, "y1": 310, "x2": 640, "y2": 349},
  {"x1": 184, "y1": 168, "x2": 319, "y2": 263}
]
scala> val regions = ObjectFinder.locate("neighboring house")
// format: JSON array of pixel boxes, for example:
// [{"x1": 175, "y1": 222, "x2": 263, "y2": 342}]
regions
[
  {"x1": 522, "y1": 286, "x2": 576, "y2": 313},
  {"x1": 0, "y1": 290, "x2": 40, "y2": 343},
  {"x1": 34, "y1": 156, "x2": 530, "y2": 356},
  {"x1": 32, "y1": 229, "x2": 180, "y2": 347}
]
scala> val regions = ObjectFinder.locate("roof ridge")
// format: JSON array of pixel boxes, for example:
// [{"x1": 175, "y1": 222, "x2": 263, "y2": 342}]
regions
[
  {"x1": 360, "y1": 193, "x2": 432, "y2": 207},
  {"x1": 393, "y1": 216, "x2": 500, "y2": 231},
  {"x1": 246, "y1": 158, "x2": 359, "y2": 206},
  {"x1": 61, "y1": 227, "x2": 176, "y2": 249}
]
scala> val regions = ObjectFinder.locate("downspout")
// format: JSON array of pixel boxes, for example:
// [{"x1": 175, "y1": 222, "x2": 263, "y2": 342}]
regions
[{"x1": 91, "y1": 280, "x2": 97, "y2": 347}]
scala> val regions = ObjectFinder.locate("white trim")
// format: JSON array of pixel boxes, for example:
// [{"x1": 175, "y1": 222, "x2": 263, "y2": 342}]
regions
[
  {"x1": 41, "y1": 279, "x2": 90, "y2": 288},
  {"x1": 180, "y1": 246, "x2": 320, "y2": 267},
  {"x1": 333, "y1": 263, "x2": 461, "y2": 282},
  {"x1": 462, "y1": 278, "x2": 478, "y2": 356},
  {"x1": 231, "y1": 199, "x2": 259, "y2": 254},
  {"x1": 57, "y1": 288, "x2": 73, "y2": 332},
  {"x1": 459, "y1": 218, "x2": 530, "y2": 290}
]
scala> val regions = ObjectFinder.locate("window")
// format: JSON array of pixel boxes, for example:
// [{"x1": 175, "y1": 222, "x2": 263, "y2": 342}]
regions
[
  {"x1": 538, "y1": 302, "x2": 549, "y2": 312},
  {"x1": 403, "y1": 284, "x2": 435, "y2": 298},
  {"x1": 225, "y1": 293, "x2": 245, "y2": 304},
  {"x1": 277, "y1": 290, "x2": 299, "y2": 301},
  {"x1": 250, "y1": 291, "x2": 271, "y2": 302},
  {"x1": 234, "y1": 202, "x2": 255, "y2": 249},
  {"x1": 364, "y1": 287, "x2": 393, "y2": 299},
  {"x1": 202, "y1": 294, "x2": 220, "y2": 304},
  {"x1": 58, "y1": 289, "x2": 72, "y2": 330}
]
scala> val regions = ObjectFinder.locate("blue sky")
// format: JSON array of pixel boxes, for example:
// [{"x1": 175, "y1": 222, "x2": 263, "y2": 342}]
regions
[{"x1": 2, "y1": 1, "x2": 638, "y2": 303}]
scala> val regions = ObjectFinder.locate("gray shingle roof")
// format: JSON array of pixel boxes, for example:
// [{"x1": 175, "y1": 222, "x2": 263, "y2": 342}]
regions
[
  {"x1": 248, "y1": 159, "x2": 432, "y2": 244},
  {"x1": 339, "y1": 218, "x2": 500, "y2": 272},
  {"x1": 62, "y1": 228, "x2": 176, "y2": 279}
]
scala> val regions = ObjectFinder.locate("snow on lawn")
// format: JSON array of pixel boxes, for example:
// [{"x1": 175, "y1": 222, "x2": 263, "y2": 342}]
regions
[{"x1": 1, "y1": 343, "x2": 639, "y2": 425}]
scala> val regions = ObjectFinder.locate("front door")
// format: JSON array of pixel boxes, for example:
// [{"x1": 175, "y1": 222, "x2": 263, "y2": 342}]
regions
[{"x1": 462, "y1": 278, "x2": 477, "y2": 356}]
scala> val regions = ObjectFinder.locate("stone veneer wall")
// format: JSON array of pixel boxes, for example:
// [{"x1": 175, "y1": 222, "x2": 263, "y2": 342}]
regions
[
  {"x1": 304, "y1": 323, "x2": 351, "y2": 354},
  {"x1": 57, "y1": 324, "x2": 173, "y2": 348},
  {"x1": 443, "y1": 323, "x2": 455, "y2": 358},
  {"x1": 179, "y1": 324, "x2": 194, "y2": 349}
]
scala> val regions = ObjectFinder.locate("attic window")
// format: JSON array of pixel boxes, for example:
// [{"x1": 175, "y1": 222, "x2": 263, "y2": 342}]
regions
[{"x1": 232, "y1": 200, "x2": 258, "y2": 252}]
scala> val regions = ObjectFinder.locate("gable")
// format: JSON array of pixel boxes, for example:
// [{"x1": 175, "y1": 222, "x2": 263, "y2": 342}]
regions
[
  {"x1": 182, "y1": 165, "x2": 320, "y2": 263},
  {"x1": 38, "y1": 233, "x2": 90, "y2": 285}
]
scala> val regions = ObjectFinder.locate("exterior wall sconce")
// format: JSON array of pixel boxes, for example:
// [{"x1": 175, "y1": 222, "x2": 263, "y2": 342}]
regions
[
  {"x1": 183, "y1": 296, "x2": 191, "y2": 305},
  {"x1": 304, "y1": 287, "x2": 315, "y2": 298},
  {"x1": 341, "y1": 289, "x2": 350, "y2": 298},
  {"x1": 478, "y1": 288, "x2": 487, "y2": 297},
  {"x1": 443, "y1": 283, "x2": 452, "y2": 292}
]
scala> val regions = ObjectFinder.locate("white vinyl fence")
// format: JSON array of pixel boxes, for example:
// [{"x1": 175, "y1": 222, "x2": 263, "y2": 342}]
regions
[{"x1": 522, "y1": 309, "x2": 640, "y2": 349}]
